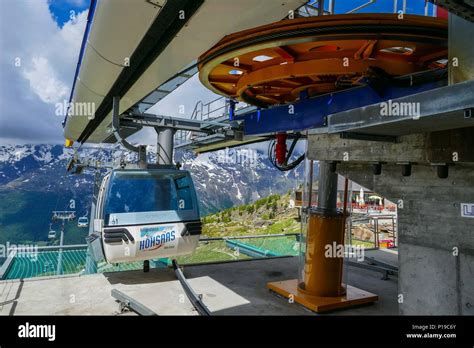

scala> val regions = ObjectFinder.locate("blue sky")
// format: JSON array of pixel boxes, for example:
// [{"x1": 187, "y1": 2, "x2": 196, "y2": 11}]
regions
[
  {"x1": 46, "y1": 0, "x2": 434, "y2": 25},
  {"x1": 48, "y1": 0, "x2": 90, "y2": 27},
  {"x1": 333, "y1": 0, "x2": 434, "y2": 15},
  {"x1": 45, "y1": 0, "x2": 433, "y2": 27}
]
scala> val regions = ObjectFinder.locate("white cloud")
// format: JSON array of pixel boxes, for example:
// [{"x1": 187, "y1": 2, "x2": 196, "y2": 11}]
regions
[
  {"x1": 0, "y1": 1, "x2": 219, "y2": 146},
  {"x1": 0, "y1": 1, "x2": 268, "y2": 152},
  {"x1": 22, "y1": 56, "x2": 69, "y2": 104},
  {"x1": 0, "y1": 0, "x2": 87, "y2": 144}
]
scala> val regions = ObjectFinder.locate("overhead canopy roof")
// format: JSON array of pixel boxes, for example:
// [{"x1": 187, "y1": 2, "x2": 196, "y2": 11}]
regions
[{"x1": 63, "y1": 0, "x2": 307, "y2": 145}]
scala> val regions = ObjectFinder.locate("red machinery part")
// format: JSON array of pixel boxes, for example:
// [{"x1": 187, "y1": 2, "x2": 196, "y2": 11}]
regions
[
  {"x1": 437, "y1": 7, "x2": 449, "y2": 19},
  {"x1": 275, "y1": 133, "x2": 287, "y2": 165}
]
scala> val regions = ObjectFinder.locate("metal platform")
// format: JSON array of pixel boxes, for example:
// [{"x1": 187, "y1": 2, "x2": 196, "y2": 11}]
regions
[
  {"x1": 0, "y1": 256, "x2": 398, "y2": 316},
  {"x1": 174, "y1": 97, "x2": 265, "y2": 152}
]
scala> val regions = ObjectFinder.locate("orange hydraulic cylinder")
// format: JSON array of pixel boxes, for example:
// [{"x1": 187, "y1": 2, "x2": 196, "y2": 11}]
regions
[{"x1": 299, "y1": 212, "x2": 347, "y2": 297}]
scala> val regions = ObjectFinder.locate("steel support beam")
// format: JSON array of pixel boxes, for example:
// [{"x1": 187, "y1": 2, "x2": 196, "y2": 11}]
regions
[
  {"x1": 172, "y1": 260, "x2": 211, "y2": 316},
  {"x1": 121, "y1": 113, "x2": 229, "y2": 133},
  {"x1": 327, "y1": 79, "x2": 474, "y2": 136},
  {"x1": 111, "y1": 289, "x2": 158, "y2": 316},
  {"x1": 234, "y1": 79, "x2": 445, "y2": 136},
  {"x1": 112, "y1": 96, "x2": 141, "y2": 153},
  {"x1": 156, "y1": 127, "x2": 175, "y2": 165}
]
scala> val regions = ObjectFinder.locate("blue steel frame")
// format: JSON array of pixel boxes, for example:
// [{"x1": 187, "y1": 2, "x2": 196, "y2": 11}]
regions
[{"x1": 234, "y1": 79, "x2": 447, "y2": 136}]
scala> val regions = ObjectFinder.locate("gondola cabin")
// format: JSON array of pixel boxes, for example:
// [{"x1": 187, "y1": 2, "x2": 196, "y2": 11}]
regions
[
  {"x1": 78, "y1": 217, "x2": 89, "y2": 228},
  {"x1": 93, "y1": 168, "x2": 201, "y2": 263}
]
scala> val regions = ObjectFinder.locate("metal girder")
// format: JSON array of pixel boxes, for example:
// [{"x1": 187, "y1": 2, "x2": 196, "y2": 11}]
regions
[
  {"x1": 120, "y1": 113, "x2": 230, "y2": 133},
  {"x1": 327, "y1": 79, "x2": 474, "y2": 136},
  {"x1": 112, "y1": 96, "x2": 142, "y2": 153},
  {"x1": 175, "y1": 133, "x2": 267, "y2": 153},
  {"x1": 111, "y1": 289, "x2": 158, "y2": 316},
  {"x1": 345, "y1": 260, "x2": 398, "y2": 280},
  {"x1": 175, "y1": 133, "x2": 228, "y2": 149},
  {"x1": 172, "y1": 260, "x2": 211, "y2": 316},
  {"x1": 132, "y1": 62, "x2": 199, "y2": 114},
  {"x1": 234, "y1": 78, "x2": 446, "y2": 136}
]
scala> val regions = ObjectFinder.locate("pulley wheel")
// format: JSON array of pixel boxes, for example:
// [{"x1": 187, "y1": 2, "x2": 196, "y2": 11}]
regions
[{"x1": 198, "y1": 14, "x2": 448, "y2": 107}]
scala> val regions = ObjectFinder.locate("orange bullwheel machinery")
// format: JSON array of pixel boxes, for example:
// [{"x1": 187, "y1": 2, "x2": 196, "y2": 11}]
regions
[{"x1": 198, "y1": 14, "x2": 447, "y2": 108}]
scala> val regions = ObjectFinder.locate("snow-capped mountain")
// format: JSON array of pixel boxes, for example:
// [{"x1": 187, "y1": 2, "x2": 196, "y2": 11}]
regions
[
  {"x1": 0, "y1": 144, "x2": 304, "y2": 244},
  {"x1": 179, "y1": 147, "x2": 303, "y2": 214}
]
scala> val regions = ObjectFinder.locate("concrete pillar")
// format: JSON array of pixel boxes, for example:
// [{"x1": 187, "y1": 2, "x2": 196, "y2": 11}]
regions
[
  {"x1": 335, "y1": 163, "x2": 474, "y2": 315},
  {"x1": 307, "y1": 130, "x2": 474, "y2": 315}
]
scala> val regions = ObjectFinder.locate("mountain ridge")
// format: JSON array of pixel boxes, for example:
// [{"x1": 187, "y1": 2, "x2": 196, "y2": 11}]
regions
[{"x1": 0, "y1": 144, "x2": 304, "y2": 244}]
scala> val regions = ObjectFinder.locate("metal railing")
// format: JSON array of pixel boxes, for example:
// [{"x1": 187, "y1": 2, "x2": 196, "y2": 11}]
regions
[
  {"x1": 294, "y1": 0, "x2": 439, "y2": 16},
  {"x1": 200, "y1": 232, "x2": 299, "y2": 241},
  {"x1": 349, "y1": 213, "x2": 397, "y2": 250},
  {"x1": 175, "y1": 97, "x2": 226, "y2": 145},
  {"x1": 175, "y1": 96, "x2": 254, "y2": 146},
  {"x1": 293, "y1": 0, "x2": 321, "y2": 17},
  {"x1": 1, "y1": 233, "x2": 300, "y2": 280}
]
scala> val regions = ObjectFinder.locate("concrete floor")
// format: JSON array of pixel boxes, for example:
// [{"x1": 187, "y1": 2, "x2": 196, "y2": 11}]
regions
[{"x1": 0, "y1": 255, "x2": 398, "y2": 315}]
